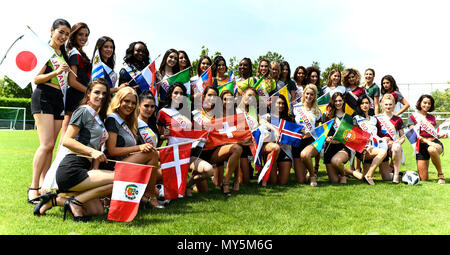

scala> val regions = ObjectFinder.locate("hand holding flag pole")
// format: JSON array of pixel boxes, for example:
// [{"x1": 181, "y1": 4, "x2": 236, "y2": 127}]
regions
[{"x1": 127, "y1": 54, "x2": 162, "y2": 87}]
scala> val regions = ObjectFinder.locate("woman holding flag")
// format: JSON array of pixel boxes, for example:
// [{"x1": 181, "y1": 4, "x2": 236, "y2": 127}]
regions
[
  {"x1": 156, "y1": 49, "x2": 180, "y2": 102},
  {"x1": 103, "y1": 87, "x2": 163, "y2": 208},
  {"x1": 118, "y1": 41, "x2": 151, "y2": 95},
  {"x1": 376, "y1": 94, "x2": 405, "y2": 184},
  {"x1": 236, "y1": 57, "x2": 254, "y2": 95},
  {"x1": 255, "y1": 59, "x2": 276, "y2": 96},
  {"x1": 178, "y1": 50, "x2": 192, "y2": 76},
  {"x1": 212, "y1": 56, "x2": 230, "y2": 86},
  {"x1": 157, "y1": 83, "x2": 214, "y2": 197},
  {"x1": 29, "y1": 19, "x2": 71, "y2": 204},
  {"x1": 353, "y1": 94, "x2": 388, "y2": 185},
  {"x1": 322, "y1": 92, "x2": 363, "y2": 184},
  {"x1": 407, "y1": 95, "x2": 447, "y2": 184},
  {"x1": 292, "y1": 84, "x2": 322, "y2": 186}
]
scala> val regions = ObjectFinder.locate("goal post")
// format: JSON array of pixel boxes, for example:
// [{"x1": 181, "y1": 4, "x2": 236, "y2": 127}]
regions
[{"x1": 0, "y1": 106, "x2": 26, "y2": 130}]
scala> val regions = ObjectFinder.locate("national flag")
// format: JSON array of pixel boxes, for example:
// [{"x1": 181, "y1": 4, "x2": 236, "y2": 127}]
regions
[
  {"x1": 437, "y1": 118, "x2": 450, "y2": 136},
  {"x1": 317, "y1": 91, "x2": 331, "y2": 105},
  {"x1": 344, "y1": 91, "x2": 358, "y2": 116},
  {"x1": 218, "y1": 80, "x2": 235, "y2": 96},
  {"x1": 312, "y1": 119, "x2": 334, "y2": 153},
  {"x1": 166, "y1": 68, "x2": 191, "y2": 95},
  {"x1": 318, "y1": 104, "x2": 328, "y2": 114},
  {"x1": 91, "y1": 48, "x2": 116, "y2": 88},
  {"x1": 251, "y1": 126, "x2": 266, "y2": 171},
  {"x1": 0, "y1": 26, "x2": 54, "y2": 89},
  {"x1": 159, "y1": 143, "x2": 192, "y2": 200},
  {"x1": 168, "y1": 126, "x2": 208, "y2": 148},
  {"x1": 228, "y1": 70, "x2": 235, "y2": 81},
  {"x1": 108, "y1": 161, "x2": 153, "y2": 222},
  {"x1": 333, "y1": 113, "x2": 371, "y2": 153},
  {"x1": 253, "y1": 75, "x2": 268, "y2": 98},
  {"x1": 405, "y1": 127, "x2": 420, "y2": 154},
  {"x1": 203, "y1": 113, "x2": 253, "y2": 150},
  {"x1": 271, "y1": 85, "x2": 291, "y2": 113},
  {"x1": 270, "y1": 116, "x2": 304, "y2": 147},
  {"x1": 134, "y1": 61, "x2": 156, "y2": 93},
  {"x1": 257, "y1": 150, "x2": 276, "y2": 184},
  {"x1": 193, "y1": 66, "x2": 212, "y2": 95}
]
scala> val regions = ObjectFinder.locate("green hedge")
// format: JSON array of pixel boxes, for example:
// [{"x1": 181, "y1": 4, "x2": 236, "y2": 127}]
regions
[{"x1": 0, "y1": 97, "x2": 32, "y2": 120}]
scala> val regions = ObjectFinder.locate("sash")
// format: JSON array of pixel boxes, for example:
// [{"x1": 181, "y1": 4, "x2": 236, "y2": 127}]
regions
[
  {"x1": 354, "y1": 115, "x2": 377, "y2": 136},
  {"x1": 375, "y1": 114, "x2": 397, "y2": 140},
  {"x1": 161, "y1": 107, "x2": 192, "y2": 130},
  {"x1": 294, "y1": 86, "x2": 303, "y2": 103},
  {"x1": 293, "y1": 104, "x2": 314, "y2": 133},
  {"x1": 192, "y1": 109, "x2": 212, "y2": 130},
  {"x1": 103, "y1": 63, "x2": 118, "y2": 87},
  {"x1": 49, "y1": 50, "x2": 69, "y2": 100},
  {"x1": 138, "y1": 118, "x2": 158, "y2": 147},
  {"x1": 412, "y1": 112, "x2": 438, "y2": 139},
  {"x1": 125, "y1": 64, "x2": 141, "y2": 80},
  {"x1": 82, "y1": 105, "x2": 108, "y2": 150},
  {"x1": 108, "y1": 112, "x2": 137, "y2": 146}
]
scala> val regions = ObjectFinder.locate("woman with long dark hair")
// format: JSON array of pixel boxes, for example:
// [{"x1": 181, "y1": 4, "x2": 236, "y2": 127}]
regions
[
  {"x1": 119, "y1": 41, "x2": 150, "y2": 95},
  {"x1": 380, "y1": 74, "x2": 410, "y2": 116}
]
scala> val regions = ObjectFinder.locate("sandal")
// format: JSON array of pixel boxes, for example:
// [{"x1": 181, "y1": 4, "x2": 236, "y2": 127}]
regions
[
  {"x1": 363, "y1": 175, "x2": 375, "y2": 185},
  {"x1": 33, "y1": 192, "x2": 57, "y2": 216},
  {"x1": 27, "y1": 186, "x2": 41, "y2": 205},
  {"x1": 310, "y1": 175, "x2": 318, "y2": 187},
  {"x1": 221, "y1": 183, "x2": 232, "y2": 197},
  {"x1": 438, "y1": 174, "x2": 445, "y2": 184},
  {"x1": 142, "y1": 194, "x2": 165, "y2": 209},
  {"x1": 63, "y1": 197, "x2": 90, "y2": 222}
]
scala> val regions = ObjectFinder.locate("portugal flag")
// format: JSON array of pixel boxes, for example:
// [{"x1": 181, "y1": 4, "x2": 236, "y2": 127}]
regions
[
  {"x1": 333, "y1": 114, "x2": 370, "y2": 153},
  {"x1": 0, "y1": 27, "x2": 54, "y2": 89},
  {"x1": 108, "y1": 161, "x2": 153, "y2": 222}
]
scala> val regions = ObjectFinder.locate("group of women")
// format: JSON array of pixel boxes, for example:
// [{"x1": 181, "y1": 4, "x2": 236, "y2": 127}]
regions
[{"x1": 27, "y1": 19, "x2": 448, "y2": 222}]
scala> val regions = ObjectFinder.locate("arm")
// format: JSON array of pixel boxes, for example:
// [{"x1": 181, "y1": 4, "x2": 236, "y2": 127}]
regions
[
  {"x1": 63, "y1": 124, "x2": 107, "y2": 162},
  {"x1": 397, "y1": 129, "x2": 406, "y2": 145},
  {"x1": 395, "y1": 98, "x2": 410, "y2": 116},
  {"x1": 374, "y1": 96, "x2": 380, "y2": 115},
  {"x1": 105, "y1": 131, "x2": 154, "y2": 157},
  {"x1": 33, "y1": 62, "x2": 69, "y2": 85},
  {"x1": 68, "y1": 65, "x2": 87, "y2": 93}
]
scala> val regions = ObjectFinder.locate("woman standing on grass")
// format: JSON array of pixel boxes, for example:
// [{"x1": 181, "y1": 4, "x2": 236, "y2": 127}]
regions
[
  {"x1": 118, "y1": 41, "x2": 151, "y2": 95},
  {"x1": 60, "y1": 22, "x2": 91, "y2": 148},
  {"x1": 279, "y1": 61, "x2": 296, "y2": 99},
  {"x1": 29, "y1": 19, "x2": 71, "y2": 204},
  {"x1": 362, "y1": 68, "x2": 380, "y2": 115},
  {"x1": 212, "y1": 56, "x2": 230, "y2": 86},
  {"x1": 236, "y1": 57, "x2": 254, "y2": 95},
  {"x1": 33, "y1": 78, "x2": 113, "y2": 221},
  {"x1": 103, "y1": 87, "x2": 163, "y2": 208},
  {"x1": 321, "y1": 68, "x2": 345, "y2": 97},
  {"x1": 352, "y1": 95, "x2": 388, "y2": 185},
  {"x1": 376, "y1": 94, "x2": 405, "y2": 184},
  {"x1": 178, "y1": 50, "x2": 192, "y2": 76},
  {"x1": 156, "y1": 49, "x2": 180, "y2": 103},
  {"x1": 255, "y1": 59, "x2": 277, "y2": 96},
  {"x1": 407, "y1": 95, "x2": 447, "y2": 184},
  {"x1": 380, "y1": 74, "x2": 410, "y2": 116},
  {"x1": 322, "y1": 92, "x2": 363, "y2": 184},
  {"x1": 292, "y1": 84, "x2": 322, "y2": 187},
  {"x1": 292, "y1": 66, "x2": 307, "y2": 104}
]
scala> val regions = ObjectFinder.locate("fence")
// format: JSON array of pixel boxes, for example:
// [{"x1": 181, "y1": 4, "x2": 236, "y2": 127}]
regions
[{"x1": 397, "y1": 83, "x2": 450, "y2": 109}]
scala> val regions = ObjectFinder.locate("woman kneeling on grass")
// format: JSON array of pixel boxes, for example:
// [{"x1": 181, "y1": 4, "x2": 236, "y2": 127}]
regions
[
  {"x1": 376, "y1": 94, "x2": 405, "y2": 184},
  {"x1": 103, "y1": 87, "x2": 163, "y2": 208},
  {"x1": 407, "y1": 95, "x2": 447, "y2": 184},
  {"x1": 33, "y1": 78, "x2": 113, "y2": 222},
  {"x1": 353, "y1": 95, "x2": 388, "y2": 185},
  {"x1": 322, "y1": 92, "x2": 363, "y2": 184}
]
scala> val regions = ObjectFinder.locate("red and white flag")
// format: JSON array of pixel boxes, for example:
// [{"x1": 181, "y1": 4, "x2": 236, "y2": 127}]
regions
[
  {"x1": 257, "y1": 150, "x2": 276, "y2": 184},
  {"x1": 159, "y1": 143, "x2": 192, "y2": 200},
  {"x1": 0, "y1": 27, "x2": 54, "y2": 89},
  {"x1": 203, "y1": 113, "x2": 253, "y2": 150},
  {"x1": 107, "y1": 161, "x2": 153, "y2": 222}
]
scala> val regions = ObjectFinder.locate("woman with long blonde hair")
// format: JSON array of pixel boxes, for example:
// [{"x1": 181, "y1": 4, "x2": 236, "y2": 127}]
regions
[{"x1": 104, "y1": 87, "x2": 163, "y2": 208}]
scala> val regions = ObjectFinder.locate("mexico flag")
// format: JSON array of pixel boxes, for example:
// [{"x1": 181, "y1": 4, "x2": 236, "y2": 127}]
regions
[
  {"x1": 159, "y1": 142, "x2": 192, "y2": 200},
  {"x1": 333, "y1": 113, "x2": 371, "y2": 153},
  {"x1": 203, "y1": 113, "x2": 253, "y2": 150},
  {"x1": 108, "y1": 161, "x2": 153, "y2": 222},
  {"x1": 0, "y1": 27, "x2": 54, "y2": 89}
]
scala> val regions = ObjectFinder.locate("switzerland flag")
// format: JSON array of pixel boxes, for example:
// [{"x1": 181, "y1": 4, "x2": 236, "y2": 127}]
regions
[
  {"x1": 203, "y1": 113, "x2": 253, "y2": 150},
  {"x1": 0, "y1": 27, "x2": 54, "y2": 89}
]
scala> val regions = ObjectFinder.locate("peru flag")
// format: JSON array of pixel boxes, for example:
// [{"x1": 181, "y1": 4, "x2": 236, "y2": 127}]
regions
[
  {"x1": 0, "y1": 27, "x2": 54, "y2": 89},
  {"x1": 108, "y1": 161, "x2": 153, "y2": 222},
  {"x1": 203, "y1": 113, "x2": 253, "y2": 150},
  {"x1": 159, "y1": 143, "x2": 192, "y2": 200}
]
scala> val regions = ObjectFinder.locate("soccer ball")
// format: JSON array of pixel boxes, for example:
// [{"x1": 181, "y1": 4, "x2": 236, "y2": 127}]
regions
[{"x1": 402, "y1": 171, "x2": 420, "y2": 185}]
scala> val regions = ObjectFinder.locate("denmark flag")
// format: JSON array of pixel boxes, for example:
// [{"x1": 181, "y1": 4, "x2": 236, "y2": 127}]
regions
[
  {"x1": 107, "y1": 161, "x2": 153, "y2": 222},
  {"x1": 0, "y1": 27, "x2": 54, "y2": 89},
  {"x1": 159, "y1": 143, "x2": 192, "y2": 200}
]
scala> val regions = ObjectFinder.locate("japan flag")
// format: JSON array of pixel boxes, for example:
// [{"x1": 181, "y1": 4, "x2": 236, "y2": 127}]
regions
[{"x1": 0, "y1": 27, "x2": 54, "y2": 89}]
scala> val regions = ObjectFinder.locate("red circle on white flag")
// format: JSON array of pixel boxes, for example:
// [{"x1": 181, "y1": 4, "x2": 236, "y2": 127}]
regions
[{"x1": 16, "y1": 51, "x2": 37, "y2": 72}]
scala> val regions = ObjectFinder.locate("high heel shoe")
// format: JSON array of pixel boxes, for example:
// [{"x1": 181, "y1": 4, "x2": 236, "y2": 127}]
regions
[
  {"x1": 221, "y1": 183, "x2": 232, "y2": 197},
  {"x1": 141, "y1": 194, "x2": 165, "y2": 209},
  {"x1": 63, "y1": 197, "x2": 90, "y2": 222},
  {"x1": 27, "y1": 186, "x2": 41, "y2": 205},
  {"x1": 33, "y1": 192, "x2": 57, "y2": 216}
]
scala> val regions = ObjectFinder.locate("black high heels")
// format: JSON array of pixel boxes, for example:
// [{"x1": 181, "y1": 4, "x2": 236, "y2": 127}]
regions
[
  {"x1": 33, "y1": 192, "x2": 57, "y2": 216},
  {"x1": 63, "y1": 197, "x2": 90, "y2": 222},
  {"x1": 27, "y1": 186, "x2": 41, "y2": 205}
]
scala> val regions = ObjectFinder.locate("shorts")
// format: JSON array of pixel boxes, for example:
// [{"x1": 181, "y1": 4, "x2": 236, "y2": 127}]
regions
[
  {"x1": 323, "y1": 143, "x2": 351, "y2": 164},
  {"x1": 416, "y1": 139, "x2": 444, "y2": 161},
  {"x1": 277, "y1": 148, "x2": 292, "y2": 162},
  {"x1": 292, "y1": 136, "x2": 315, "y2": 159},
  {"x1": 64, "y1": 86, "x2": 85, "y2": 113},
  {"x1": 241, "y1": 146, "x2": 252, "y2": 158},
  {"x1": 56, "y1": 153, "x2": 91, "y2": 192},
  {"x1": 99, "y1": 160, "x2": 116, "y2": 171},
  {"x1": 31, "y1": 84, "x2": 64, "y2": 120}
]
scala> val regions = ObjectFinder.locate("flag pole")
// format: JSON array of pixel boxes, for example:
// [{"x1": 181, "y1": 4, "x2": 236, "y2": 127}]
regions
[
  {"x1": 154, "y1": 66, "x2": 193, "y2": 86},
  {"x1": 155, "y1": 138, "x2": 204, "y2": 151},
  {"x1": 0, "y1": 35, "x2": 24, "y2": 66},
  {"x1": 127, "y1": 54, "x2": 162, "y2": 85},
  {"x1": 76, "y1": 154, "x2": 159, "y2": 168}
]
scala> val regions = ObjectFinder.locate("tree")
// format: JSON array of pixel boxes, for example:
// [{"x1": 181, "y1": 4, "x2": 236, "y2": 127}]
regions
[
  {"x1": 431, "y1": 88, "x2": 450, "y2": 113},
  {"x1": 252, "y1": 51, "x2": 285, "y2": 75},
  {"x1": 0, "y1": 76, "x2": 32, "y2": 98},
  {"x1": 320, "y1": 62, "x2": 345, "y2": 87}
]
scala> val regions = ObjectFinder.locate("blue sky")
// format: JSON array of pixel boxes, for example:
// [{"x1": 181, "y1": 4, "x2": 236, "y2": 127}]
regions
[{"x1": 2, "y1": 0, "x2": 450, "y2": 84}]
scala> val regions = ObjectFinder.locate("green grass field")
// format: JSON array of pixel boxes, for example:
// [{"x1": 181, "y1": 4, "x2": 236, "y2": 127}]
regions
[{"x1": 0, "y1": 130, "x2": 449, "y2": 235}]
